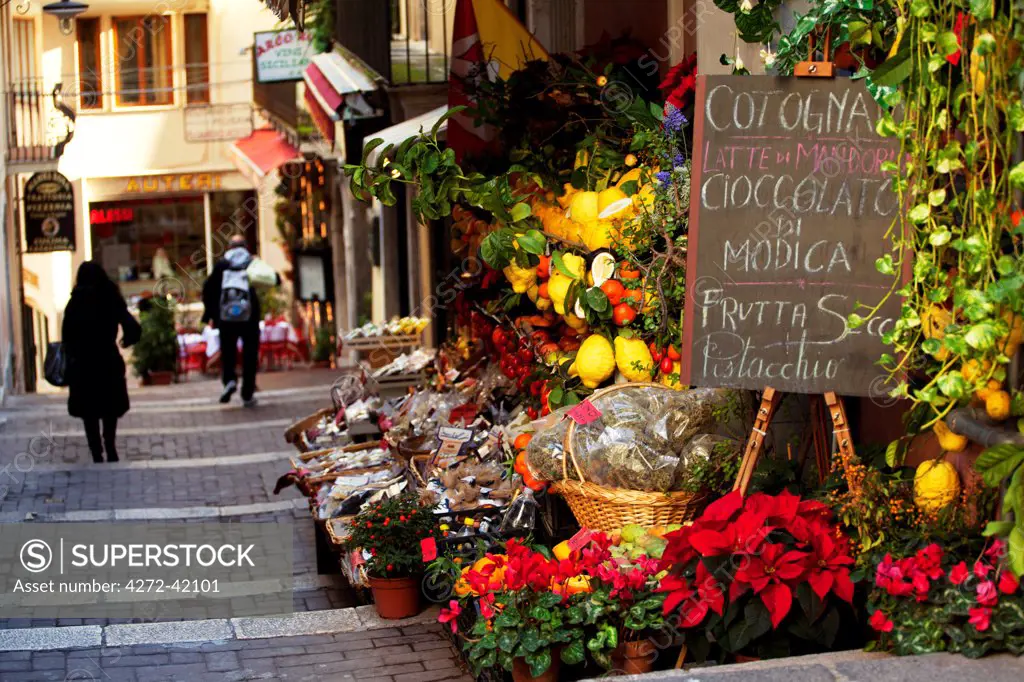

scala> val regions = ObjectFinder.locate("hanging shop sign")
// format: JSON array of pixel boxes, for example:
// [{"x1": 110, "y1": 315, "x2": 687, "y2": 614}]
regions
[
  {"x1": 23, "y1": 171, "x2": 75, "y2": 253},
  {"x1": 184, "y1": 104, "x2": 254, "y2": 142},
  {"x1": 123, "y1": 173, "x2": 224, "y2": 194},
  {"x1": 255, "y1": 29, "x2": 313, "y2": 83},
  {"x1": 680, "y1": 76, "x2": 903, "y2": 397}
]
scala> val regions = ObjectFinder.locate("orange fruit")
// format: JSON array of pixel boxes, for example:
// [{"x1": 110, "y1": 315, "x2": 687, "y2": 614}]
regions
[
  {"x1": 513, "y1": 433, "x2": 533, "y2": 450},
  {"x1": 600, "y1": 279, "x2": 625, "y2": 306},
  {"x1": 613, "y1": 303, "x2": 637, "y2": 326}
]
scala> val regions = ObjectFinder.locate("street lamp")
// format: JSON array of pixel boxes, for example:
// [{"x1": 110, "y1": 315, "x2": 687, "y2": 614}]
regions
[{"x1": 42, "y1": 0, "x2": 89, "y2": 36}]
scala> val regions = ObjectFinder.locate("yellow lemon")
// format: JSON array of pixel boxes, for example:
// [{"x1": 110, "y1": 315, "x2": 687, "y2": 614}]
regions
[
  {"x1": 614, "y1": 336, "x2": 654, "y2": 383},
  {"x1": 913, "y1": 460, "x2": 960, "y2": 513},
  {"x1": 568, "y1": 191, "x2": 600, "y2": 224},
  {"x1": 932, "y1": 420, "x2": 968, "y2": 453},
  {"x1": 571, "y1": 335, "x2": 616, "y2": 389}
]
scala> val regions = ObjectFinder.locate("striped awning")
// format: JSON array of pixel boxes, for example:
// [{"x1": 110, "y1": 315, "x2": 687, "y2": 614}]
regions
[
  {"x1": 230, "y1": 129, "x2": 300, "y2": 181},
  {"x1": 302, "y1": 47, "x2": 383, "y2": 140},
  {"x1": 364, "y1": 106, "x2": 449, "y2": 167}
]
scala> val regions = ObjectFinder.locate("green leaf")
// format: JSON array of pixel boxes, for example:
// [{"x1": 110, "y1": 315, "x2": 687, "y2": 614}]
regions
[
  {"x1": 910, "y1": 0, "x2": 931, "y2": 16},
  {"x1": 1008, "y1": 103, "x2": 1024, "y2": 132},
  {"x1": 528, "y1": 605, "x2": 552, "y2": 622},
  {"x1": 561, "y1": 639, "x2": 586, "y2": 665},
  {"x1": 552, "y1": 251, "x2": 578, "y2": 279},
  {"x1": 936, "y1": 32, "x2": 960, "y2": 60},
  {"x1": 937, "y1": 372, "x2": 969, "y2": 399},
  {"x1": 983, "y1": 521, "x2": 1014, "y2": 537},
  {"x1": 495, "y1": 607, "x2": 522, "y2": 628},
  {"x1": 928, "y1": 189, "x2": 947, "y2": 206},
  {"x1": 431, "y1": 106, "x2": 464, "y2": 139},
  {"x1": 929, "y1": 229, "x2": 952, "y2": 246},
  {"x1": 1010, "y1": 162, "x2": 1024, "y2": 191},
  {"x1": 869, "y1": 49, "x2": 913, "y2": 88},
  {"x1": 1010, "y1": 527, "x2": 1024, "y2": 577},
  {"x1": 478, "y1": 633, "x2": 498, "y2": 650},
  {"x1": 885, "y1": 439, "x2": 906, "y2": 468},
  {"x1": 517, "y1": 229, "x2": 546, "y2": 255},
  {"x1": 875, "y1": 255, "x2": 895, "y2": 275},
  {"x1": 908, "y1": 204, "x2": 931, "y2": 224},
  {"x1": 965, "y1": 321, "x2": 999, "y2": 350},
  {"x1": 969, "y1": 0, "x2": 993, "y2": 20},
  {"x1": 525, "y1": 649, "x2": 552, "y2": 677},
  {"x1": 510, "y1": 202, "x2": 533, "y2": 223},
  {"x1": 497, "y1": 631, "x2": 518, "y2": 653},
  {"x1": 585, "y1": 287, "x2": 610, "y2": 313},
  {"x1": 977, "y1": 450, "x2": 1024, "y2": 489},
  {"x1": 520, "y1": 627, "x2": 543, "y2": 653}
]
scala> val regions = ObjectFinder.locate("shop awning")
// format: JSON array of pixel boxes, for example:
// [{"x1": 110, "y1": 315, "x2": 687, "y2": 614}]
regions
[
  {"x1": 363, "y1": 106, "x2": 449, "y2": 167},
  {"x1": 302, "y1": 47, "x2": 383, "y2": 141},
  {"x1": 230, "y1": 128, "x2": 300, "y2": 181}
]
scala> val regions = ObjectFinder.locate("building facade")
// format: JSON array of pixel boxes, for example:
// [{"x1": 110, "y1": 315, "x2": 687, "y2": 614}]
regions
[{"x1": 2, "y1": 0, "x2": 289, "y2": 392}]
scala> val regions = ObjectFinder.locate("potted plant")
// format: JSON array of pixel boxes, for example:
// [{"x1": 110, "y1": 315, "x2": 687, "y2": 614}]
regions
[
  {"x1": 866, "y1": 539, "x2": 1024, "y2": 656},
  {"x1": 658, "y1": 490, "x2": 859, "y2": 663},
  {"x1": 311, "y1": 324, "x2": 335, "y2": 368},
  {"x1": 584, "y1": 548, "x2": 667, "y2": 674},
  {"x1": 344, "y1": 492, "x2": 439, "y2": 619},
  {"x1": 132, "y1": 298, "x2": 177, "y2": 385},
  {"x1": 438, "y1": 538, "x2": 590, "y2": 681}
]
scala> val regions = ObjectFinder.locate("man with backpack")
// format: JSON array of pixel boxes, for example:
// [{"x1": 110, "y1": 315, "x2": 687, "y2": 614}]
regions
[{"x1": 202, "y1": 234, "x2": 276, "y2": 406}]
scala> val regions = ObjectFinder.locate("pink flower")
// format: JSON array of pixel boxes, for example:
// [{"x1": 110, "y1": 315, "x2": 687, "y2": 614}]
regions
[
  {"x1": 976, "y1": 580, "x2": 999, "y2": 607},
  {"x1": 968, "y1": 606, "x2": 992, "y2": 632},
  {"x1": 999, "y1": 571, "x2": 1020, "y2": 595},
  {"x1": 438, "y1": 600, "x2": 461, "y2": 633},
  {"x1": 868, "y1": 609, "x2": 894, "y2": 633},
  {"x1": 949, "y1": 562, "x2": 970, "y2": 586},
  {"x1": 986, "y1": 539, "x2": 1007, "y2": 561}
]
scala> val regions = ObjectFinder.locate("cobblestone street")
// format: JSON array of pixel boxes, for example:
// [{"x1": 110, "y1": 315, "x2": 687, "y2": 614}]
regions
[{"x1": 0, "y1": 370, "x2": 470, "y2": 681}]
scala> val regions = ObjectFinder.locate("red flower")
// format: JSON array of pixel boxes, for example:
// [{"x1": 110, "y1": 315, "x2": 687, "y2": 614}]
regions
[
  {"x1": 658, "y1": 574, "x2": 695, "y2": 617},
  {"x1": 734, "y1": 543, "x2": 807, "y2": 628},
  {"x1": 949, "y1": 561, "x2": 970, "y2": 586},
  {"x1": 746, "y1": 489, "x2": 800, "y2": 526},
  {"x1": 914, "y1": 544, "x2": 945, "y2": 580},
  {"x1": 974, "y1": 561, "x2": 993, "y2": 579},
  {"x1": 479, "y1": 592, "x2": 497, "y2": 619},
  {"x1": 986, "y1": 539, "x2": 1007, "y2": 561},
  {"x1": 438, "y1": 600, "x2": 461, "y2": 633},
  {"x1": 868, "y1": 609, "x2": 894, "y2": 633},
  {"x1": 688, "y1": 510, "x2": 772, "y2": 557},
  {"x1": 968, "y1": 606, "x2": 992, "y2": 632},
  {"x1": 806, "y1": 534, "x2": 855, "y2": 602},
  {"x1": 998, "y1": 571, "x2": 1020, "y2": 595},
  {"x1": 976, "y1": 580, "x2": 999, "y2": 607}
]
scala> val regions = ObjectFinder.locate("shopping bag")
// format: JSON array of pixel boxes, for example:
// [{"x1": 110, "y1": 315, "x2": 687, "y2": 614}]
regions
[
  {"x1": 43, "y1": 342, "x2": 68, "y2": 387},
  {"x1": 246, "y1": 258, "x2": 278, "y2": 288}
]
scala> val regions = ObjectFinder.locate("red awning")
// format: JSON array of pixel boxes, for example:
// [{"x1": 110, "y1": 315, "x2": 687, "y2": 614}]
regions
[
  {"x1": 230, "y1": 128, "x2": 300, "y2": 179},
  {"x1": 304, "y1": 87, "x2": 336, "y2": 144}
]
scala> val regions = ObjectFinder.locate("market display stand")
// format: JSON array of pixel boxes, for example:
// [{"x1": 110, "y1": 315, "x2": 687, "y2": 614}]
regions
[{"x1": 340, "y1": 334, "x2": 422, "y2": 368}]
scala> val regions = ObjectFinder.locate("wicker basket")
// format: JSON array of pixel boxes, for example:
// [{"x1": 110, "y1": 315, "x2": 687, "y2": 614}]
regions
[
  {"x1": 292, "y1": 440, "x2": 383, "y2": 468},
  {"x1": 284, "y1": 407, "x2": 339, "y2": 452},
  {"x1": 550, "y1": 382, "x2": 709, "y2": 533}
]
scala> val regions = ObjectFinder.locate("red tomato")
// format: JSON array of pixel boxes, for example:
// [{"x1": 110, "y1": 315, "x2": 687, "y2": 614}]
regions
[
  {"x1": 660, "y1": 356, "x2": 675, "y2": 374},
  {"x1": 667, "y1": 344, "x2": 681, "y2": 361},
  {"x1": 649, "y1": 342, "x2": 662, "y2": 362},
  {"x1": 600, "y1": 279, "x2": 626, "y2": 306}
]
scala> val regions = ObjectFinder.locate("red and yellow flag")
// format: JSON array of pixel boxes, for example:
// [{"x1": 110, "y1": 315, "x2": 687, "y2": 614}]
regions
[{"x1": 448, "y1": 0, "x2": 549, "y2": 161}]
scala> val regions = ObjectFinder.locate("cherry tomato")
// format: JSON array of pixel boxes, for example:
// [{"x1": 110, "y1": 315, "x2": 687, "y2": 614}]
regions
[
  {"x1": 649, "y1": 342, "x2": 662, "y2": 362},
  {"x1": 667, "y1": 344, "x2": 681, "y2": 361},
  {"x1": 619, "y1": 264, "x2": 641, "y2": 280},
  {"x1": 660, "y1": 356, "x2": 675, "y2": 374},
  {"x1": 537, "y1": 255, "x2": 551, "y2": 279},
  {"x1": 518, "y1": 348, "x2": 534, "y2": 363},
  {"x1": 527, "y1": 406, "x2": 539, "y2": 419}
]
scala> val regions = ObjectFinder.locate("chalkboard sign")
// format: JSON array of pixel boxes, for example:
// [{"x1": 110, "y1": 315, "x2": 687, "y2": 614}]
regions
[
  {"x1": 24, "y1": 171, "x2": 76, "y2": 253},
  {"x1": 680, "y1": 76, "x2": 901, "y2": 397}
]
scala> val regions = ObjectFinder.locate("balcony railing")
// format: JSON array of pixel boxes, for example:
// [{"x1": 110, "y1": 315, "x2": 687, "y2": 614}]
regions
[
  {"x1": 4, "y1": 79, "x2": 75, "y2": 166},
  {"x1": 389, "y1": 0, "x2": 451, "y2": 85}
]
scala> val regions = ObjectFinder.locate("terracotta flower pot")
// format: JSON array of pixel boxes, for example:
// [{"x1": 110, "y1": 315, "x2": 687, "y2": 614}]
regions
[
  {"x1": 512, "y1": 654, "x2": 560, "y2": 682},
  {"x1": 148, "y1": 370, "x2": 174, "y2": 385},
  {"x1": 368, "y1": 576, "x2": 421, "y2": 619},
  {"x1": 734, "y1": 654, "x2": 761, "y2": 663},
  {"x1": 612, "y1": 639, "x2": 656, "y2": 675}
]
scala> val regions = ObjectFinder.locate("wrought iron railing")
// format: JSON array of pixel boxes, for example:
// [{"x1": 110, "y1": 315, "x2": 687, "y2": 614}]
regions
[
  {"x1": 390, "y1": 0, "x2": 452, "y2": 85},
  {"x1": 3, "y1": 78, "x2": 75, "y2": 165}
]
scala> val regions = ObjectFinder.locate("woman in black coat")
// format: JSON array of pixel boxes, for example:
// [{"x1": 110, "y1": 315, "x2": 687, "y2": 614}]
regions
[{"x1": 62, "y1": 262, "x2": 141, "y2": 463}]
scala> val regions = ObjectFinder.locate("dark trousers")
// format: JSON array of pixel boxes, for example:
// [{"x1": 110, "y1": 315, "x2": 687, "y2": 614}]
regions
[
  {"x1": 220, "y1": 323, "x2": 259, "y2": 400},
  {"x1": 83, "y1": 416, "x2": 118, "y2": 462}
]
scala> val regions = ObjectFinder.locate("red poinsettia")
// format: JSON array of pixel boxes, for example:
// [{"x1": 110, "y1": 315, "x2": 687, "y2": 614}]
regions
[
  {"x1": 806, "y1": 533, "x2": 855, "y2": 603},
  {"x1": 658, "y1": 52, "x2": 698, "y2": 110},
  {"x1": 661, "y1": 490, "x2": 856, "y2": 637}
]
